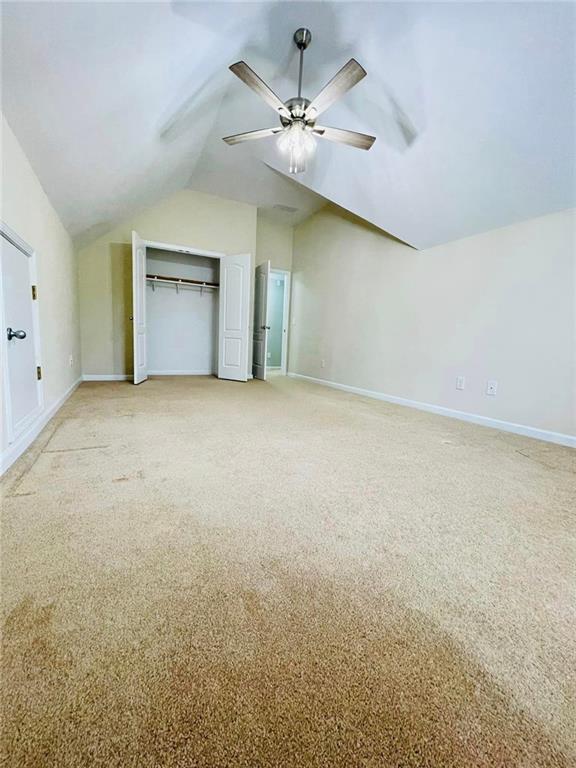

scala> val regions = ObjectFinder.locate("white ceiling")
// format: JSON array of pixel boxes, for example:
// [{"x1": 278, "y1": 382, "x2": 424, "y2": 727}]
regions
[{"x1": 2, "y1": 1, "x2": 574, "y2": 249}]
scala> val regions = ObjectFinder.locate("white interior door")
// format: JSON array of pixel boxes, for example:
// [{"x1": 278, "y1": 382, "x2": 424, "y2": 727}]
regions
[
  {"x1": 1, "y1": 233, "x2": 42, "y2": 446},
  {"x1": 132, "y1": 231, "x2": 147, "y2": 384},
  {"x1": 252, "y1": 260, "x2": 270, "y2": 381},
  {"x1": 218, "y1": 253, "x2": 251, "y2": 381}
]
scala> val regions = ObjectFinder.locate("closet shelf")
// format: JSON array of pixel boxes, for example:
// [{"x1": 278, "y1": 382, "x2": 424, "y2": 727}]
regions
[{"x1": 146, "y1": 273, "x2": 219, "y2": 289}]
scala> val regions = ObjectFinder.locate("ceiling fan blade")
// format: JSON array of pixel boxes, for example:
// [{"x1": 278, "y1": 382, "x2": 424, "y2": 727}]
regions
[
  {"x1": 305, "y1": 59, "x2": 367, "y2": 119},
  {"x1": 223, "y1": 127, "x2": 284, "y2": 146},
  {"x1": 313, "y1": 125, "x2": 376, "y2": 150},
  {"x1": 229, "y1": 61, "x2": 291, "y2": 119}
]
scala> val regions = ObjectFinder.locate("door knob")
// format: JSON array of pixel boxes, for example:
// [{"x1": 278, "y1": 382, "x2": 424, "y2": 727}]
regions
[
  {"x1": 261, "y1": 325, "x2": 271, "y2": 330},
  {"x1": 7, "y1": 328, "x2": 26, "y2": 340}
]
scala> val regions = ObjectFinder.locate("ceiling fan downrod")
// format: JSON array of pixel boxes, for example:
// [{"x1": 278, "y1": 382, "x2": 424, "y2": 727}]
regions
[{"x1": 294, "y1": 28, "x2": 312, "y2": 100}]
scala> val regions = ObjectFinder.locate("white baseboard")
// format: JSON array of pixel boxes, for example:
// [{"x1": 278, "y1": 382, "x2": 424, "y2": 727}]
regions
[
  {"x1": 83, "y1": 372, "x2": 251, "y2": 380},
  {"x1": 288, "y1": 372, "x2": 576, "y2": 448},
  {"x1": 148, "y1": 370, "x2": 214, "y2": 376},
  {"x1": 1, "y1": 376, "x2": 82, "y2": 475}
]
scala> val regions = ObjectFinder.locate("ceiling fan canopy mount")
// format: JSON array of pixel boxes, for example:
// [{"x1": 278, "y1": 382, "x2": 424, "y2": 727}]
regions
[
  {"x1": 223, "y1": 28, "x2": 376, "y2": 173},
  {"x1": 293, "y1": 27, "x2": 312, "y2": 51}
]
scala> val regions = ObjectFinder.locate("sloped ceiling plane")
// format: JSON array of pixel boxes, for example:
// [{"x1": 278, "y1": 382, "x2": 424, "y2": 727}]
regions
[{"x1": 2, "y1": 1, "x2": 574, "y2": 249}]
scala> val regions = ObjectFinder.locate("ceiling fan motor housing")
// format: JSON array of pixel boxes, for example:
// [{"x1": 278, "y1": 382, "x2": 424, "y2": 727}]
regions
[{"x1": 280, "y1": 97, "x2": 315, "y2": 127}]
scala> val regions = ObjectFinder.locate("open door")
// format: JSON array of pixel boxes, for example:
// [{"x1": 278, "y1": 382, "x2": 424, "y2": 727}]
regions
[
  {"x1": 218, "y1": 253, "x2": 251, "y2": 381},
  {"x1": 252, "y1": 260, "x2": 270, "y2": 380},
  {"x1": 132, "y1": 231, "x2": 147, "y2": 384}
]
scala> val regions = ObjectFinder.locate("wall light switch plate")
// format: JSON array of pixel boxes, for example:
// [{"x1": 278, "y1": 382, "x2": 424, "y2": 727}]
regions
[
  {"x1": 456, "y1": 376, "x2": 465, "y2": 390},
  {"x1": 486, "y1": 380, "x2": 498, "y2": 396}
]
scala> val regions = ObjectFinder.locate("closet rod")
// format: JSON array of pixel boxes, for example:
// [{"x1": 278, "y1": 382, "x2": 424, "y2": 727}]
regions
[{"x1": 146, "y1": 273, "x2": 219, "y2": 289}]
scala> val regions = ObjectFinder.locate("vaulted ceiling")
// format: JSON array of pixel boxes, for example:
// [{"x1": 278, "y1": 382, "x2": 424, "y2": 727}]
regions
[{"x1": 2, "y1": 1, "x2": 574, "y2": 249}]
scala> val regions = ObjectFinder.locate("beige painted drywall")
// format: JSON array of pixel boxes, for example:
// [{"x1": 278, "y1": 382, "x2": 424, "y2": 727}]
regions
[
  {"x1": 256, "y1": 213, "x2": 293, "y2": 271},
  {"x1": 290, "y1": 206, "x2": 575, "y2": 436},
  {"x1": 77, "y1": 189, "x2": 257, "y2": 376},
  {"x1": 1, "y1": 113, "x2": 81, "y2": 410}
]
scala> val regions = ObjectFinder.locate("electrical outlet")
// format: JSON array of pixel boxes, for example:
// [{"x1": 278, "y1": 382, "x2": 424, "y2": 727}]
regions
[
  {"x1": 69, "y1": 354, "x2": 74, "y2": 368},
  {"x1": 320, "y1": 359, "x2": 326, "y2": 369},
  {"x1": 486, "y1": 380, "x2": 498, "y2": 396},
  {"x1": 267, "y1": 351, "x2": 271, "y2": 359},
  {"x1": 456, "y1": 376, "x2": 465, "y2": 391}
]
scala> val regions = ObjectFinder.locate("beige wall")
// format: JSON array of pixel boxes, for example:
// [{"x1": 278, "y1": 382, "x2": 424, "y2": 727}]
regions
[
  {"x1": 1, "y1": 114, "x2": 81, "y2": 409},
  {"x1": 78, "y1": 189, "x2": 257, "y2": 376},
  {"x1": 290, "y1": 206, "x2": 575, "y2": 436},
  {"x1": 256, "y1": 213, "x2": 293, "y2": 271}
]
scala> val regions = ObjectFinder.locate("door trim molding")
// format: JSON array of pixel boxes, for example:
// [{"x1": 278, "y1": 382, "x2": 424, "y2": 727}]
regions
[
  {"x1": 288, "y1": 372, "x2": 576, "y2": 448},
  {"x1": 1, "y1": 221, "x2": 45, "y2": 446},
  {"x1": 143, "y1": 239, "x2": 225, "y2": 260},
  {"x1": 0, "y1": 220, "x2": 35, "y2": 255}
]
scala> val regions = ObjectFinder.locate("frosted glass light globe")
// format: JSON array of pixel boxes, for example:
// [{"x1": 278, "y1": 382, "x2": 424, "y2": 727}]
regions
[{"x1": 277, "y1": 121, "x2": 316, "y2": 174}]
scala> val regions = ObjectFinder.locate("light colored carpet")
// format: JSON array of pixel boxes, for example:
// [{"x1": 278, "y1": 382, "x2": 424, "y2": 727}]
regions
[{"x1": 1, "y1": 375, "x2": 574, "y2": 767}]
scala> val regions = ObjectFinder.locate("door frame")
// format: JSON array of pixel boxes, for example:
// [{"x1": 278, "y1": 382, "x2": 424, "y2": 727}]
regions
[
  {"x1": 144, "y1": 238, "x2": 225, "y2": 261},
  {"x1": 133, "y1": 235, "x2": 251, "y2": 383},
  {"x1": 269, "y1": 268, "x2": 291, "y2": 376},
  {"x1": 0, "y1": 221, "x2": 44, "y2": 446}
]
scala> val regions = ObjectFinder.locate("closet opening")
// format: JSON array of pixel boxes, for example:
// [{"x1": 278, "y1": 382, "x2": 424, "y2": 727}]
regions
[
  {"x1": 131, "y1": 232, "x2": 252, "y2": 384},
  {"x1": 146, "y1": 248, "x2": 219, "y2": 376}
]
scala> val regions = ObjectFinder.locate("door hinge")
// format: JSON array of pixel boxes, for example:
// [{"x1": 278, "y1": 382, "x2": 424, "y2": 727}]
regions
[
  {"x1": 31, "y1": 285, "x2": 37, "y2": 300},
  {"x1": 36, "y1": 365, "x2": 42, "y2": 380}
]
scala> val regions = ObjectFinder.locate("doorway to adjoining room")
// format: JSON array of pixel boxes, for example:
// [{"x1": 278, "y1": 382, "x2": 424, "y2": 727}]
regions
[
  {"x1": 267, "y1": 270, "x2": 289, "y2": 374},
  {"x1": 252, "y1": 263, "x2": 291, "y2": 381}
]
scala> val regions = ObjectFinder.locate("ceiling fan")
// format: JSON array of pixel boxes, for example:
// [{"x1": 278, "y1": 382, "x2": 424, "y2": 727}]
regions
[{"x1": 223, "y1": 28, "x2": 375, "y2": 174}]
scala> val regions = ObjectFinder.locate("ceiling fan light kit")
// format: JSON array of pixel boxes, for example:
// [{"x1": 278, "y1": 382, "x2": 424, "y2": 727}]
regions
[
  {"x1": 277, "y1": 120, "x2": 316, "y2": 174},
  {"x1": 223, "y1": 28, "x2": 376, "y2": 174}
]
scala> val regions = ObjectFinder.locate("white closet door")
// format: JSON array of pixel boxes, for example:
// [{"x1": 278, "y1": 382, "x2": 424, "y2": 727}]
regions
[
  {"x1": 132, "y1": 231, "x2": 147, "y2": 384},
  {"x1": 218, "y1": 253, "x2": 251, "y2": 381},
  {"x1": 1, "y1": 234, "x2": 42, "y2": 445},
  {"x1": 252, "y1": 260, "x2": 270, "y2": 381}
]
